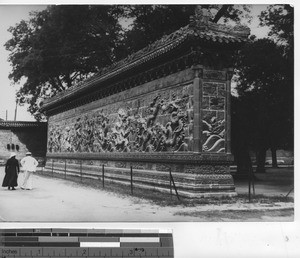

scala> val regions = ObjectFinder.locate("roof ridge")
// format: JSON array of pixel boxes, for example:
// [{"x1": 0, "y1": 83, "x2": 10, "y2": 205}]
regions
[
  {"x1": 43, "y1": 25, "x2": 190, "y2": 106},
  {"x1": 41, "y1": 7, "x2": 250, "y2": 111}
]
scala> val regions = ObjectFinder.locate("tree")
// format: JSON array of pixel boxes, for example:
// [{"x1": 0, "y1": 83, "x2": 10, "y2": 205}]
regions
[
  {"x1": 5, "y1": 5, "x2": 124, "y2": 120},
  {"x1": 260, "y1": 4, "x2": 294, "y2": 52},
  {"x1": 231, "y1": 95, "x2": 256, "y2": 176},
  {"x1": 234, "y1": 38, "x2": 293, "y2": 173},
  {"x1": 259, "y1": 5, "x2": 294, "y2": 168},
  {"x1": 231, "y1": 4, "x2": 294, "y2": 173}
]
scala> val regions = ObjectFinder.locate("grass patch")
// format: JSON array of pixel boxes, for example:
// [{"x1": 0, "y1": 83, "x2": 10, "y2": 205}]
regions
[{"x1": 174, "y1": 208, "x2": 294, "y2": 221}]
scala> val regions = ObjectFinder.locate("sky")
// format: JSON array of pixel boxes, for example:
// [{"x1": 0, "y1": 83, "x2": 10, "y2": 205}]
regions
[
  {"x1": 0, "y1": 3, "x2": 288, "y2": 121},
  {"x1": 0, "y1": 5, "x2": 47, "y2": 121}
]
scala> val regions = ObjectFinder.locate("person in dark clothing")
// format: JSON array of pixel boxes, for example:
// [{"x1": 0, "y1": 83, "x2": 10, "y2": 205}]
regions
[{"x1": 2, "y1": 152, "x2": 20, "y2": 190}]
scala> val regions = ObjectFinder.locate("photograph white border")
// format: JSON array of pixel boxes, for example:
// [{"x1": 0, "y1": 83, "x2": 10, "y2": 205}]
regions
[{"x1": 0, "y1": 0, "x2": 298, "y2": 257}]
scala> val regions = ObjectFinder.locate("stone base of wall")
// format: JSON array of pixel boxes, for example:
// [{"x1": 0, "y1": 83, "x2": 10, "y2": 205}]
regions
[{"x1": 44, "y1": 153, "x2": 236, "y2": 199}]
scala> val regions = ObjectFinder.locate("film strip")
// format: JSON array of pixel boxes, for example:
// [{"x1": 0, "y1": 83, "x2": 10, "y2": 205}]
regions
[{"x1": 0, "y1": 228, "x2": 173, "y2": 257}]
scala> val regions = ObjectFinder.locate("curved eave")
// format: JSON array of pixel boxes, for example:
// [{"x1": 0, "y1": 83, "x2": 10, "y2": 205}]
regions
[
  {"x1": 41, "y1": 31, "x2": 248, "y2": 112},
  {"x1": 41, "y1": 35, "x2": 187, "y2": 112}
]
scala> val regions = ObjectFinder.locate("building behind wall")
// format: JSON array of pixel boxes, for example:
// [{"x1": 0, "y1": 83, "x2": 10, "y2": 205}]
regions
[
  {"x1": 0, "y1": 121, "x2": 47, "y2": 164},
  {"x1": 41, "y1": 7, "x2": 250, "y2": 199}
]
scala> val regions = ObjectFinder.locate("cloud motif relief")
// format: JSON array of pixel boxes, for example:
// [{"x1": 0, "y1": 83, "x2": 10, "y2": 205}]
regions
[{"x1": 202, "y1": 116, "x2": 225, "y2": 153}]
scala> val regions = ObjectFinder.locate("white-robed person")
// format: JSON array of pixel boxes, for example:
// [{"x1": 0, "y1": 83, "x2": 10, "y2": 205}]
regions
[{"x1": 20, "y1": 152, "x2": 38, "y2": 190}]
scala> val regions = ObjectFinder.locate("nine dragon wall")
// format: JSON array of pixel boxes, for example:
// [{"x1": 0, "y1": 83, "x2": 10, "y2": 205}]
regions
[
  {"x1": 47, "y1": 69, "x2": 195, "y2": 155},
  {"x1": 44, "y1": 68, "x2": 234, "y2": 198},
  {"x1": 47, "y1": 69, "x2": 227, "y2": 156}
]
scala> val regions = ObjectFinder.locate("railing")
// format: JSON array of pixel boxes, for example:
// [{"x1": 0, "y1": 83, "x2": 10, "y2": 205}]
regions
[
  {"x1": 247, "y1": 156, "x2": 255, "y2": 202},
  {"x1": 42, "y1": 159, "x2": 181, "y2": 200},
  {"x1": 169, "y1": 168, "x2": 180, "y2": 200}
]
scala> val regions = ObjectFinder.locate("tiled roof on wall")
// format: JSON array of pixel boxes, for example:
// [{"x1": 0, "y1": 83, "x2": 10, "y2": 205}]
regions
[{"x1": 41, "y1": 7, "x2": 250, "y2": 111}]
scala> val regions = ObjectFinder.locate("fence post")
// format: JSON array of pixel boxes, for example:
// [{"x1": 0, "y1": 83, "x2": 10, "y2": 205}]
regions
[
  {"x1": 52, "y1": 160, "x2": 54, "y2": 177},
  {"x1": 80, "y1": 160, "x2": 82, "y2": 182},
  {"x1": 169, "y1": 168, "x2": 172, "y2": 198},
  {"x1": 286, "y1": 187, "x2": 294, "y2": 198},
  {"x1": 169, "y1": 168, "x2": 180, "y2": 201},
  {"x1": 248, "y1": 164, "x2": 253, "y2": 202},
  {"x1": 247, "y1": 155, "x2": 254, "y2": 202},
  {"x1": 251, "y1": 167, "x2": 255, "y2": 196},
  {"x1": 102, "y1": 164, "x2": 105, "y2": 188},
  {"x1": 64, "y1": 159, "x2": 67, "y2": 179},
  {"x1": 130, "y1": 166, "x2": 133, "y2": 195}
]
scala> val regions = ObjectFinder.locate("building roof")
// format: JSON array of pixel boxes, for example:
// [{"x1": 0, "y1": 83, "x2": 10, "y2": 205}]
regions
[
  {"x1": 41, "y1": 7, "x2": 250, "y2": 112},
  {"x1": 0, "y1": 121, "x2": 47, "y2": 129}
]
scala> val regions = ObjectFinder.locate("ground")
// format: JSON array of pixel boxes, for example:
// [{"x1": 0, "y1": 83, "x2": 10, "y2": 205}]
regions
[{"x1": 0, "y1": 166, "x2": 294, "y2": 222}]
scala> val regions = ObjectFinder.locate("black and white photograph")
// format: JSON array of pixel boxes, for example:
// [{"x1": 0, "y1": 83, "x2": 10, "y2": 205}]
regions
[
  {"x1": 0, "y1": 3, "x2": 295, "y2": 223},
  {"x1": 0, "y1": 2, "x2": 299, "y2": 258}
]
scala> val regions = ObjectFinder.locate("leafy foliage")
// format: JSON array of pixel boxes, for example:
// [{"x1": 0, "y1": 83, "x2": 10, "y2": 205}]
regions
[
  {"x1": 236, "y1": 39, "x2": 288, "y2": 96},
  {"x1": 5, "y1": 5, "x2": 124, "y2": 120},
  {"x1": 259, "y1": 4, "x2": 294, "y2": 50}
]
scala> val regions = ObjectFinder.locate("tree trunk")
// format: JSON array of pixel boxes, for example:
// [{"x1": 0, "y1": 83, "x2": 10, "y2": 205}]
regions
[
  {"x1": 236, "y1": 154, "x2": 247, "y2": 175},
  {"x1": 271, "y1": 146, "x2": 278, "y2": 168},
  {"x1": 235, "y1": 147, "x2": 251, "y2": 178},
  {"x1": 256, "y1": 147, "x2": 267, "y2": 173}
]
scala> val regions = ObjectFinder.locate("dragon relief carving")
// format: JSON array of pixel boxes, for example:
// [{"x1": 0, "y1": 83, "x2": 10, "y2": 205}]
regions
[
  {"x1": 47, "y1": 92, "x2": 192, "y2": 153},
  {"x1": 201, "y1": 81, "x2": 226, "y2": 153},
  {"x1": 202, "y1": 113, "x2": 225, "y2": 153}
]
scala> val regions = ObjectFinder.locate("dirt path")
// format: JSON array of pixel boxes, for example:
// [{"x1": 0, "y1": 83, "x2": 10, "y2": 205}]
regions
[
  {"x1": 0, "y1": 167, "x2": 293, "y2": 222},
  {"x1": 0, "y1": 171, "x2": 187, "y2": 222}
]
